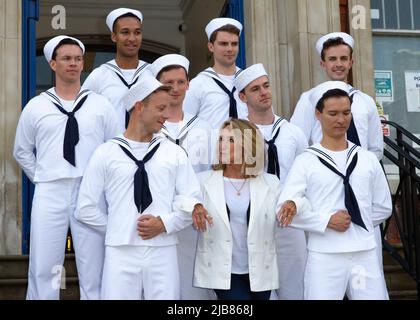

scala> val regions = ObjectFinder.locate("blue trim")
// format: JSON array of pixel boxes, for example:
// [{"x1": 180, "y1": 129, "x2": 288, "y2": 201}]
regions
[
  {"x1": 21, "y1": 0, "x2": 39, "y2": 254},
  {"x1": 224, "y1": 0, "x2": 246, "y2": 69}
]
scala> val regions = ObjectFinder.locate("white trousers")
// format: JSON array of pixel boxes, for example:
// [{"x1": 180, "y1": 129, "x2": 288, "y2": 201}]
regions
[
  {"x1": 274, "y1": 227, "x2": 307, "y2": 300},
  {"x1": 304, "y1": 249, "x2": 389, "y2": 300},
  {"x1": 177, "y1": 225, "x2": 217, "y2": 300},
  {"x1": 26, "y1": 178, "x2": 104, "y2": 300},
  {"x1": 101, "y1": 245, "x2": 180, "y2": 300}
]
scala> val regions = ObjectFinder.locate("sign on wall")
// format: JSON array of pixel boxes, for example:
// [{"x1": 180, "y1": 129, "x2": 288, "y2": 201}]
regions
[
  {"x1": 404, "y1": 71, "x2": 420, "y2": 113},
  {"x1": 374, "y1": 70, "x2": 394, "y2": 102}
]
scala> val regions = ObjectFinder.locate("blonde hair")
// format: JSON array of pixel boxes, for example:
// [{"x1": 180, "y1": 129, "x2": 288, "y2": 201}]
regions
[{"x1": 213, "y1": 118, "x2": 265, "y2": 178}]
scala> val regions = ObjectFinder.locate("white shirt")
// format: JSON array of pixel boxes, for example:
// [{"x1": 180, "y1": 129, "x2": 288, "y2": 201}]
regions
[
  {"x1": 82, "y1": 59, "x2": 149, "y2": 130},
  {"x1": 255, "y1": 115, "x2": 308, "y2": 188},
  {"x1": 13, "y1": 88, "x2": 120, "y2": 183},
  {"x1": 224, "y1": 177, "x2": 250, "y2": 274},
  {"x1": 161, "y1": 112, "x2": 215, "y2": 173},
  {"x1": 183, "y1": 67, "x2": 248, "y2": 129},
  {"x1": 291, "y1": 85, "x2": 383, "y2": 160},
  {"x1": 75, "y1": 135, "x2": 202, "y2": 247},
  {"x1": 278, "y1": 142, "x2": 392, "y2": 253}
]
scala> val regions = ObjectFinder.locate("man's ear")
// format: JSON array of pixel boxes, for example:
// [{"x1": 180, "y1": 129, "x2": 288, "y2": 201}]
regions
[
  {"x1": 111, "y1": 32, "x2": 117, "y2": 43},
  {"x1": 238, "y1": 91, "x2": 247, "y2": 104},
  {"x1": 134, "y1": 100, "x2": 144, "y2": 112},
  {"x1": 49, "y1": 60, "x2": 57, "y2": 72},
  {"x1": 315, "y1": 108, "x2": 322, "y2": 121},
  {"x1": 207, "y1": 42, "x2": 214, "y2": 53}
]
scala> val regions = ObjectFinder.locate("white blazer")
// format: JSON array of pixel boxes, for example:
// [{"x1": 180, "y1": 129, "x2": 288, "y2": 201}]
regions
[{"x1": 193, "y1": 170, "x2": 281, "y2": 292}]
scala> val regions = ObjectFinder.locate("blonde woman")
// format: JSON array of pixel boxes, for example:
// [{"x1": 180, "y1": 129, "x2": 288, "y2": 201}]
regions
[{"x1": 192, "y1": 119, "x2": 297, "y2": 300}]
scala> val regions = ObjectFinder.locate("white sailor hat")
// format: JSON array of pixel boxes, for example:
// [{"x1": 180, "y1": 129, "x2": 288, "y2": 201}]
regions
[
  {"x1": 106, "y1": 8, "x2": 143, "y2": 32},
  {"x1": 123, "y1": 73, "x2": 164, "y2": 112},
  {"x1": 149, "y1": 54, "x2": 190, "y2": 78},
  {"x1": 43, "y1": 35, "x2": 85, "y2": 62},
  {"x1": 205, "y1": 17, "x2": 243, "y2": 40},
  {"x1": 309, "y1": 81, "x2": 349, "y2": 107},
  {"x1": 234, "y1": 63, "x2": 268, "y2": 93},
  {"x1": 315, "y1": 32, "x2": 354, "y2": 56}
]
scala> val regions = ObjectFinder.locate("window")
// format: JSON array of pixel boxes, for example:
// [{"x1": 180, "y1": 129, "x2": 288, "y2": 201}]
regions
[{"x1": 371, "y1": 0, "x2": 420, "y2": 137}]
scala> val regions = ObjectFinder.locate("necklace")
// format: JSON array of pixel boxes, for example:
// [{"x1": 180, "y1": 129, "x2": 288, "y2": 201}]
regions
[{"x1": 227, "y1": 177, "x2": 247, "y2": 196}]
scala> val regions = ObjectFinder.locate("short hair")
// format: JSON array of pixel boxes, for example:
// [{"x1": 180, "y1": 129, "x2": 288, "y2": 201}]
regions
[
  {"x1": 209, "y1": 24, "x2": 240, "y2": 43},
  {"x1": 321, "y1": 37, "x2": 353, "y2": 61},
  {"x1": 52, "y1": 38, "x2": 83, "y2": 60},
  {"x1": 113, "y1": 13, "x2": 142, "y2": 33},
  {"x1": 315, "y1": 89, "x2": 350, "y2": 112},
  {"x1": 156, "y1": 65, "x2": 189, "y2": 81},
  {"x1": 213, "y1": 118, "x2": 264, "y2": 178}
]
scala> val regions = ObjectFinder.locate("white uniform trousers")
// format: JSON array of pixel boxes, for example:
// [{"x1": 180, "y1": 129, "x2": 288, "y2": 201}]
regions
[
  {"x1": 26, "y1": 178, "x2": 104, "y2": 300},
  {"x1": 273, "y1": 227, "x2": 307, "y2": 300},
  {"x1": 374, "y1": 224, "x2": 389, "y2": 299},
  {"x1": 304, "y1": 249, "x2": 389, "y2": 300},
  {"x1": 101, "y1": 245, "x2": 180, "y2": 300},
  {"x1": 177, "y1": 226, "x2": 217, "y2": 300}
]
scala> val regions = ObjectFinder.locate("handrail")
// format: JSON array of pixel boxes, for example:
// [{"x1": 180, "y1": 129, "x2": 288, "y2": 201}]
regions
[{"x1": 381, "y1": 120, "x2": 420, "y2": 299}]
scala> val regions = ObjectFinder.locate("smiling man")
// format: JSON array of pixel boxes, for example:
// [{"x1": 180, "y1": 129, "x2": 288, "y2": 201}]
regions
[
  {"x1": 291, "y1": 32, "x2": 383, "y2": 160},
  {"x1": 75, "y1": 73, "x2": 202, "y2": 300},
  {"x1": 183, "y1": 17, "x2": 248, "y2": 129},
  {"x1": 83, "y1": 7, "x2": 149, "y2": 130},
  {"x1": 13, "y1": 35, "x2": 120, "y2": 300}
]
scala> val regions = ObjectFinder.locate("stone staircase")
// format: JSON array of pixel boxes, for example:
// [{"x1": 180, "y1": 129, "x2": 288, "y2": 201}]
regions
[
  {"x1": 383, "y1": 249, "x2": 418, "y2": 300},
  {"x1": 0, "y1": 251, "x2": 417, "y2": 300},
  {"x1": 0, "y1": 254, "x2": 80, "y2": 300}
]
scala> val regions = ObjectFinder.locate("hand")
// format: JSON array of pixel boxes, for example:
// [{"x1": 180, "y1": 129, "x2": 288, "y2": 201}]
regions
[
  {"x1": 276, "y1": 200, "x2": 297, "y2": 227},
  {"x1": 137, "y1": 214, "x2": 166, "y2": 240},
  {"x1": 327, "y1": 210, "x2": 351, "y2": 232},
  {"x1": 192, "y1": 203, "x2": 213, "y2": 232}
]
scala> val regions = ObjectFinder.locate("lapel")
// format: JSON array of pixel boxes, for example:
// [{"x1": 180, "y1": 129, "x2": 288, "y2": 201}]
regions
[
  {"x1": 203, "y1": 170, "x2": 231, "y2": 231},
  {"x1": 41, "y1": 88, "x2": 91, "y2": 110},
  {"x1": 103, "y1": 59, "x2": 149, "y2": 87},
  {"x1": 248, "y1": 175, "x2": 269, "y2": 236}
]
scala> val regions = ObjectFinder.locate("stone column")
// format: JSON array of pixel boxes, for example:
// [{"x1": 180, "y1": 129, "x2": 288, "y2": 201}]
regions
[
  {"x1": 244, "y1": 0, "x2": 341, "y2": 117},
  {"x1": 348, "y1": 0, "x2": 375, "y2": 97},
  {"x1": 0, "y1": 0, "x2": 22, "y2": 254}
]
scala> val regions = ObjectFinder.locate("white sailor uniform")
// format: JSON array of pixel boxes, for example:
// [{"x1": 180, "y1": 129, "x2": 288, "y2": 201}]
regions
[
  {"x1": 82, "y1": 59, "x2": 149, "y2": 130},
  {"x1": 255, "y1": 115, "x2": 309, "y2": 300},
  {"x1": 183, "y1": 67, "x2": 248, "y2": 129},
  {"x1": 13, "y1": 88, "x2": 120, "y2": 300},
  {"x1": 278, "y1": 143, "x2": 392, "y2": 299},
  {"x1": 75, "y1": 135, "x2": 202, "y2": 300},
  {"x1": 160, "y1": 113, "x2": 216, "y2": 300},
  {"x1": 291, "y1": 84, "x2": 386, "y2": 281}
]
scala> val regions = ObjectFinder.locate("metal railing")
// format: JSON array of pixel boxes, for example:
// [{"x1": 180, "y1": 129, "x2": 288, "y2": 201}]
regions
[{"x1": 381, "y1": 120, "x2": 420, "y2": 299}]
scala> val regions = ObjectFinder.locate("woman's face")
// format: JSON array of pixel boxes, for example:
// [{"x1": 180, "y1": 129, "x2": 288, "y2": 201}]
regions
[{"x1": 218, "y1": 127, "x2": 243, "y2": 165}]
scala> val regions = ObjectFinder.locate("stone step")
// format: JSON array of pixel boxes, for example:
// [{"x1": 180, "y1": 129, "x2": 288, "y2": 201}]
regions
[
  {"x1": 0, "y1": 254, "x2": 78, "y2": 279},
  {"x1": 388, "y1": 290, "x2": 418, "y2": 300},
  {"x1": 0, "y1": 277, "x2": 80, "y2": 300}
]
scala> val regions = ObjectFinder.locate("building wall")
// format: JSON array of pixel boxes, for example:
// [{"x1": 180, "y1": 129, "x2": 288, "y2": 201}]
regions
[
  {"x1": 244, "y1": 0, "x2": 374, "y2": 117},
  {"x1": 183, "y1": 0, "x2": 227, "y2": 77},
  {"x1": 37, "y1": 0, "x2": 186, "y2": 52},
  {"x1": 0, "y1": 0, "x2": 22, "y2": 254},
  {"x1": 0, "y1": 0, "x2": 376, "y2": 255}
]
